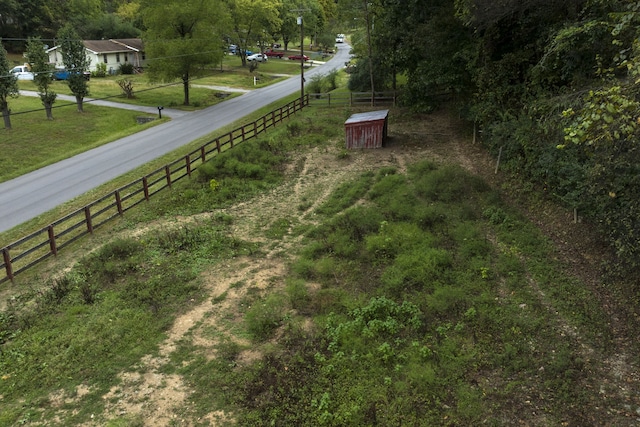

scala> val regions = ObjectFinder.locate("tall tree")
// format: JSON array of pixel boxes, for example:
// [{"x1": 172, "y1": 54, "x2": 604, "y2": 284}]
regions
[
  {"x1": 225, "y1": 0, "x2": 282, "y2": 66},
  {"x1": 141, "y1": 0, "x2": 230, "y2": 106},
  {"x1": 0, "y1": 39, "x2": 18, "y2": 129},
  {"x1": 276, "y1": 0, "x2": 301, "y2": 51},
  {"x1": 57, "y1": 24, "x2": 90, "y2": 112},
  {"x1": 26, "y1": 37, "x2": 57, "y2": 120}
]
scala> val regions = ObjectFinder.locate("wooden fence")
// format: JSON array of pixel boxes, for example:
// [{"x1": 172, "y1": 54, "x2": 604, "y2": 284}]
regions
[
  {"x1": 306, "y1": 91, "x2": 399, "y2": 107},
  {"x1": 0, "y1": 95, "x2": 309, "y2": 284}
]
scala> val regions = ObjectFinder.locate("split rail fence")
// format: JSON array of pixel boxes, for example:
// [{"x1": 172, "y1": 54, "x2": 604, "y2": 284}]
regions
[
  {"x1": 0, "y1": 95, "x2": 309, "y2": 284},
  {"x1": 306, "y1": 91, "x2": 399, "y2": 107}
]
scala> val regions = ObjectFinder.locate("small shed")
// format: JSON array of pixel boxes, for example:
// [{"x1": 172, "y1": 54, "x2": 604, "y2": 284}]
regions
[{"x1": 345, "y1": 109, "x2": 389, "y2": 149}]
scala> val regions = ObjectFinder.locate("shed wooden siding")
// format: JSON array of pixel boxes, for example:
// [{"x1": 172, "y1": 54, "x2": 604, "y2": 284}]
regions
[{"x1": 345, "y1": 110, "x2": 389, "y2": 149}]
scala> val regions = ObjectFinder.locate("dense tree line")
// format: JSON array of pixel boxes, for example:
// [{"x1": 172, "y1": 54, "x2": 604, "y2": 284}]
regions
[{"x1": 346, "y1": 0, "x2": 640, "y2": 279}]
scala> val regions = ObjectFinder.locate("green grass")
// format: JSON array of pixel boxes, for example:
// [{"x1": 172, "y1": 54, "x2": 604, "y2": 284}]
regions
[
  {"x1": 0, "y1": 102, "x2": 629, "y2": 426},
  {"x1": 0, "y1": 97, "x2": 162, "y2": 183}
]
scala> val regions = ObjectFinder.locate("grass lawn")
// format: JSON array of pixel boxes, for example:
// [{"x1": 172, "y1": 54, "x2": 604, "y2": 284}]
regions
[{"x1": 0, "y1": 97, "x2": 162, "y2": 183}]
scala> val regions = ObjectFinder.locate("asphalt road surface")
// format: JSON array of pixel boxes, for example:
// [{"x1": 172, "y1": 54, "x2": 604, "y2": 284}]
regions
[{"x1": 0, "y1": 44, "x2": 352, "y2": 233}]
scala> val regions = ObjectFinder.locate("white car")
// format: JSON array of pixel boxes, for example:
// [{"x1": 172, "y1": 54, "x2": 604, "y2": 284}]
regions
[
  {"x1": 10, "y1": 65, "x2": 35, "y2": 81},
  {"x1": 246, "y1": 53, "x2": 268, "y2": 62}
]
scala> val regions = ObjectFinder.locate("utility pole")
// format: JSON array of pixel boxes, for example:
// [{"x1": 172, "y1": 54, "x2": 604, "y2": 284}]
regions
[{"x1": 291, "y1": 6, "x2": 310, "y2": 108}]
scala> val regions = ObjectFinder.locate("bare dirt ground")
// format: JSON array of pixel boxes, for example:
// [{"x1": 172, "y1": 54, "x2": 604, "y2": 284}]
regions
[{"x1": 44, "y1": 108, "x2": 639, "y2": 426}]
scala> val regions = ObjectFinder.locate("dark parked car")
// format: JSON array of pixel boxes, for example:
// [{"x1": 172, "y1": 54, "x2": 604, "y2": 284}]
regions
[
  {"x1": 264, "y1": 50, "x2": 284, "y2": 58},
  {"x1": 288, "y1": 54, "x2": 310, "y2": 61}
]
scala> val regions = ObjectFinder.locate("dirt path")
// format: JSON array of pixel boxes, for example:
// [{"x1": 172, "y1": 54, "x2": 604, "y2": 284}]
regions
[{"x1": 79, "y1": 109, "x2": 639, "y2": 425}]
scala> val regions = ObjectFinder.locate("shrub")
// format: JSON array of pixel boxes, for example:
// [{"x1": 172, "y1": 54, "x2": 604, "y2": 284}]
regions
[
  {"x1": 93, "y1": 62, "x2": 107, "y2": 77},
  {"x1": 245, "y1": 294, "x2": 288, "y2": 341},
  {"x1": 119, "y1": 62, "x2": 134, "y2": 74}
]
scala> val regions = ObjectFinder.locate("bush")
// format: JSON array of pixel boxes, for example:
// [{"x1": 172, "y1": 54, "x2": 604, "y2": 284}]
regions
[
  {"x1": 93, "y1": 62, "x2": 107, "y2": 77},
  {"x1": 119, "y1": 62, "x2": 134, "y2": 74},
  {"x1": 245, "y1": 294, "x2": 288, "y2": 341}
]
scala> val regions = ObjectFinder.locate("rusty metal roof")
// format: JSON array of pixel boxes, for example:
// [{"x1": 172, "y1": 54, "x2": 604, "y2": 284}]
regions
[{"x1": 345, "y1": 109, "x2": 389, "y2": 124}]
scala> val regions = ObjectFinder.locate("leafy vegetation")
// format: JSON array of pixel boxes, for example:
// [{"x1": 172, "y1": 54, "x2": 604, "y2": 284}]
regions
[{"x1": 0, "y1": 101, "x2": 636, "y2": 425}]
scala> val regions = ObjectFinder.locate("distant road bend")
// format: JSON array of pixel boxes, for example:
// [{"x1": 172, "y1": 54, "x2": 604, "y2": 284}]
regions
[{"x1": 0, "y1": 44, "x2": 351, "y2": 233}]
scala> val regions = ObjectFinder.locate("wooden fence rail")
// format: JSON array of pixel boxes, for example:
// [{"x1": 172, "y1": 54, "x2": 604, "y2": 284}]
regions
[
  {"x1": 307, "y1": 91, "x2": 399, "y2": 107},
  {"x1": 0, "y1": 95, "x2": 308, "y2": 284}
]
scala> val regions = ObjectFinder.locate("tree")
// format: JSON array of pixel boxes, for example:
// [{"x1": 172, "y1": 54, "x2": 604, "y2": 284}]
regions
[
  {"x1": 57, "y1": 24, "x2": 91, "y2": 112},
  {"x1": 276, "y1": 0, "x2": 301, "y2": 51},
  {"x1": 81, "y1": 13, "x2": 141, "y2": 39},
  {"x1": 141, "y1": 0, "x2": 230, "y2": 106},
  {"x1": 225, "y1": 0, "x2": 282, "y2": 66},
  {"x1": 26, "y1": 37, "x2": 57, "y2": 120},
  {"x1": 0, "y1": 39, "x2": 18, "y2": 129}
]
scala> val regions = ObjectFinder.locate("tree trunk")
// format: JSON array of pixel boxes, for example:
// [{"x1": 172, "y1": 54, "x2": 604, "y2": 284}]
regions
[
  {"x1": 76, "y1": 96, "x2": 84, "y2": 113},
  {"x1": 1, "y1": 103, "x2": 11, "y2": 129},
  {"x1": 44, "y1": 103, "x2": 54, "y2": 120},
  {"x1": 182, "y1": 75, "x2": 190, "y2": 106}
]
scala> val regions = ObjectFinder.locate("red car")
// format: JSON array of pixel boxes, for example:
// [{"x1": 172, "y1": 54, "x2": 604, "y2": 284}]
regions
[
  {"x1": 288, "y1": 54, "x2": 310, "y2": 61},
  {"x1": 265, "y1": 50, "x2": 284, "y2": 58}
]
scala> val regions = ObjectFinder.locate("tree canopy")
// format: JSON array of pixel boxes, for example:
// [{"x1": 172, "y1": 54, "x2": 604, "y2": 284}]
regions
[
  {"x1": 0, "y1": 38, "x2": 18, "y2": 129},
  {"x1": 26, "y1": 36, "x2": 57, "y2": 120},
  {"x1": 57, "y1": 24, "x2": 91, "y2": 112},
  {"x1": 141, "y1": 0, "x2": 230, "y2": 106}
]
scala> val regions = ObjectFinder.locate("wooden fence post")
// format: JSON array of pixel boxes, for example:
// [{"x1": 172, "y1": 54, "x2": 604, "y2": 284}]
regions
[
  {"x1": 215, "y1": 138, "x2": 221, "y2": 153},
  {"x1": 115, "y1": 190, "x2": 123, "y2": 215},
  {"x1": 48, "y1": 225, "x2": 58, "y2": 255},
  {"x1": 165, "y1": 166, "x2": 172, "y2": 187},
  {"x1": 186, "y1": 154, "x2": 192, "y2": 177},
  {"x1": 143, "y1": 177, "x2": 150, "y2": 200},
  {"x1": 2, "y1": 248, "x2": 13, "y2": 282},
  {"x1": 201, "y1": 145, "x2": 207, "y2": 162},
  {"x1": 85, "y1": 206, "x2": 93, "y2": 234},
  {"x1": 229, "y1": 132, "x2": 234, "y2": 148}
]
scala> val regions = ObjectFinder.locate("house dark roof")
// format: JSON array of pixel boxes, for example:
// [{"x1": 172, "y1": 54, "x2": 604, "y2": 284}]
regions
[{"x1": 81, "y1": 39, "x2": 144, "y2": 54}]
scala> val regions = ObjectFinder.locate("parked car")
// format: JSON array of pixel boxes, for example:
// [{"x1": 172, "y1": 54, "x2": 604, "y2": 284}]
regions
[
  {"x1": 246, "y1": 53, "x2": 268, "y2": 62},
  {"x1": 264, "y1": 50, "x2": 284, "y2": 58},
  {"x1": 288, "y1": 54, "x2": 310, "y2": 61},
  {"x1": 52, "y1": 67, "x2": 91, "y2": 81},
  {"x1": 10, "y1": 65, "x2": 34, "y2": 81}
]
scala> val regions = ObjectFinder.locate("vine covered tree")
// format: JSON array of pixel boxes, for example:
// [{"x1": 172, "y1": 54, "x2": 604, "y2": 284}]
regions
[
  {"x1": 0, "y1": 39, "x2": 18, "y2": 129},
  {"x1": 57, "y1": 24, "x2": 91, "y2": 112},
  {"x1": 141, "y1": 0, "x2": 230, "y2": 106},
  {"x1": 26, "y1": 37, "x2": 57, "y2": 120}
]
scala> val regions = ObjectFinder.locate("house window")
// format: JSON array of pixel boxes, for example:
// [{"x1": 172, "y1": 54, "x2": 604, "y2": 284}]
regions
[
  {"x1": 142, "y1": 53, "x2": 146, "y2": 60},
  {"x1": 103, "y1": 54, "x2": 108, "y2": 63},
  {"x1": 116, "y1": 53, "x2": 120, "y2": 62},
  {"x1": 124, "y1": 53, "x2": 128, "y2": 62}
]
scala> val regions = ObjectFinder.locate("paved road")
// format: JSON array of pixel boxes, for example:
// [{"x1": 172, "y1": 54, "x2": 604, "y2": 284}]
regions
[{"x1": 0, "y1": 45, "x2": 351, "y2": 233}]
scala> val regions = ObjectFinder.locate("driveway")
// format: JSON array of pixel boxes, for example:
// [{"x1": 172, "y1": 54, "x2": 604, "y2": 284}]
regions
[{"x1": 0, "y1": 44, "x2": 352, "y2": 233}]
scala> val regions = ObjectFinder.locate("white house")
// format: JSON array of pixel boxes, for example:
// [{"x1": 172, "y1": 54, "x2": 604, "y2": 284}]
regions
[{"x1": 47, "y1": 38, "x2": 146, "y2": 74}]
